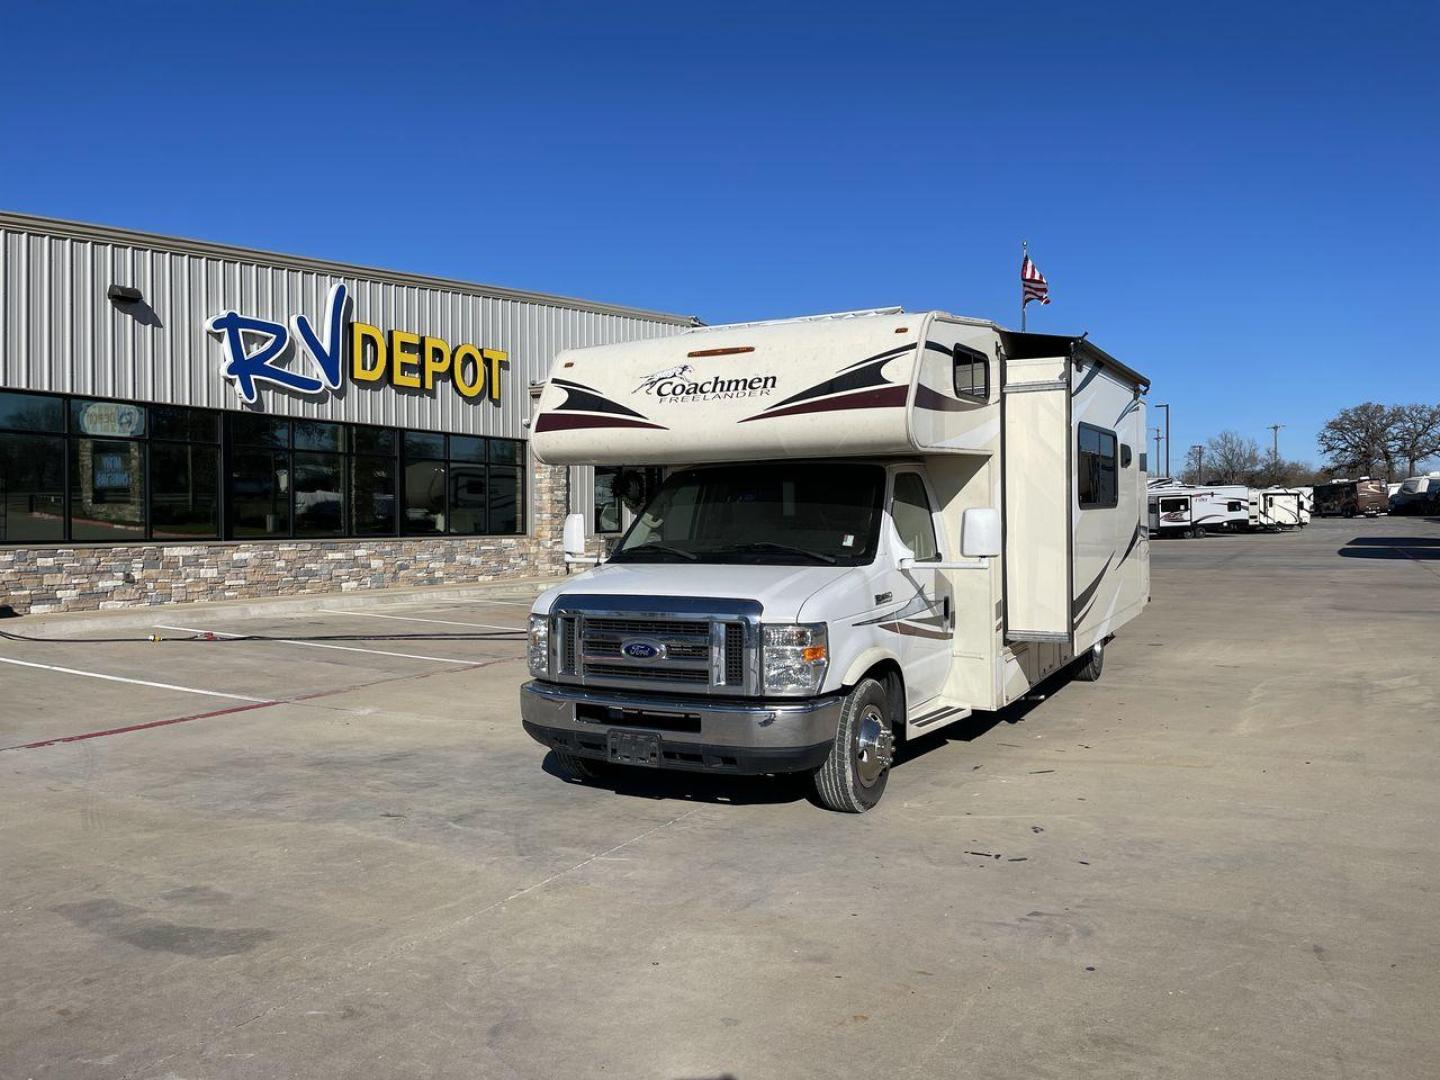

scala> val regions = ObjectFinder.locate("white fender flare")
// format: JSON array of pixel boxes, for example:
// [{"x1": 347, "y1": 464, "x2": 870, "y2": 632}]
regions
[{"x1": 839, "y1": 646, "x2": 904, "y2": 690}]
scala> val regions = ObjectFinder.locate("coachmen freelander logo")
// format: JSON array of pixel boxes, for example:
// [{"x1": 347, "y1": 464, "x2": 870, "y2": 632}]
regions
[
  {"x1": 207, "y1": 283, "x2": 509, "y2": 408},
  {"x1": 635, "y1": 364, "x2": 778, "y2": 403}
]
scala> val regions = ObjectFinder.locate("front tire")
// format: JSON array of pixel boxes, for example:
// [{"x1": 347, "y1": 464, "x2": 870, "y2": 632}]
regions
[
  {"x1": 813, "y1": 677, "x2": 895, "y2": 813},
  {"x1": 1073, "y1": 642, "x2": 1105, "y2": 682}
]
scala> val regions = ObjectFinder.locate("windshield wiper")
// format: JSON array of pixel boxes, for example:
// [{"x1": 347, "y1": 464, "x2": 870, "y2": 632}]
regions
[
  {"x1": 711, "y1": 541, "x2": 838, "y2": 565},
  {"x1": 611, "y1": 542, "x2": 699, "y2": 562}
]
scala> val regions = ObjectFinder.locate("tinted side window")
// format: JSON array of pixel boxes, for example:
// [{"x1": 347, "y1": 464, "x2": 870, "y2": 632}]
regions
[
  {"x1": 952, "y1": 346, "x2": 989, "y2": 402},
  {"x1": 891, "y1": 472, "x2": 939, "y2": 560},
  {"x1": 1078, "y1": 424, "x2": 1118, "y2": 509}
]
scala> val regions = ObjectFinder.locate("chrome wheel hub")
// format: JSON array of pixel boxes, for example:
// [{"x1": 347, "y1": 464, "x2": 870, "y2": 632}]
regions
[{"x1": 855, "y1": 705, "x2": 894, "y2": 787}]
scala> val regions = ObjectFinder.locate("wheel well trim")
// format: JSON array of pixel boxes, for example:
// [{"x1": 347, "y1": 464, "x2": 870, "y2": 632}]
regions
[{"x1": 840, "y1": 647, "x2": 904, "y2": 689}]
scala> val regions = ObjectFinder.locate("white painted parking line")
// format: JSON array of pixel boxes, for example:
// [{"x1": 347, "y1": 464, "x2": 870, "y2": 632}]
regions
[
  {"x1": 0, "y1": 655, "x2": 273, "y2": 702},
  {"x1": 316, "y1": 608, "x2": 523, "y2": 631},
  {"x1": 153, "y1": 625, "x2": 480, "y2": 666},
  {"x1": 437, "y1": 597, "x2": 533, "y2": 607}
]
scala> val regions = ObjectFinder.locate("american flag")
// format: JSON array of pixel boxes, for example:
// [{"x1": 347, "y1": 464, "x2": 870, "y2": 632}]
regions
[{"x1": 1021, "y1": 254, "x2": 1051, "y2": 307}]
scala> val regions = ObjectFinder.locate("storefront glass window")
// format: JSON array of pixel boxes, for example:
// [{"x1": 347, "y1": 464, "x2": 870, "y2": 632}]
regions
[
  {"x1": 404, "y1": 461, "x2": 446, "y2": 533},
  {"x1": 449, "y1": 435, "x2": 487, "y2": 463},
  {"x1": 231, "y1": 414, "x2": 291, "y2": 449},
  {"x1": 151, "y1": 443, "x2": 220, "y2": 539},
  {"x1": 0, "y1": 390, "x2": 527, "y2": 545},
  {"x1": 0, "y1": 390, "x2": 64, "y2": 432},
  {"x1": 352, "y1": 427, "x2": 395, "y2": 456},
  {"x1": 71, "y1": 399, "x2": 146, "y2": 439},
  {"x1": 150, "y1": 405, "x2": 219, "y2": 443},
  {"x1": 449, "y1": 464, "x2": 488, "y2": 533},
  {"x1": 294, "y1": 452, "x2": 345, "y2": 536},
  {"x1": 0, "y1": 432, "x2": 65, "y2": 542},
  {"x1": 294, "y1": 420, "x2": 345, "y2": 453},
  {"x1": 404, "y1": 431, "x2": 446, "y2": 460},
  {"x1": 70, "y1": 438, "x2": 146, "y2": 541},
  {"x1": 489, "y1": 466, "x2": 522, "y2": 534},
  {"x1": 351, "y1": 456, "x2": 397, "y2": 535},
  {"x1": 230, "y1": 449, "x2": 291, "y2": 538}
]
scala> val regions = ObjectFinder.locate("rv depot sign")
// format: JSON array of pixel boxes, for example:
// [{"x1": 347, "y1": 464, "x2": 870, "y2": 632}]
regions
[{"x1": 206, "y1": 283, "x2": 509, "y2": 407}]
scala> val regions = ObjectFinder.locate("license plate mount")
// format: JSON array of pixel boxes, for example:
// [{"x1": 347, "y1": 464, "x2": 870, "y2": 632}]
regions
[{"x1": 607, "y1": 730, "x2": 661, "y2": 767}]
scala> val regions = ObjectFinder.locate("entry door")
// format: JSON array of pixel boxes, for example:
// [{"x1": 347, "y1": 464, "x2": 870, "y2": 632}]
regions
[{"x1": 890, "y1": 469, "x2": 952, "y2": 708}]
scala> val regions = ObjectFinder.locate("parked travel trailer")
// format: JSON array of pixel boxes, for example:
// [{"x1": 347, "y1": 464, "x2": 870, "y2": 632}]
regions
[
  {"x1": 1253, "y1": 488, "x2": 1302, "y2": 530},
  {"x1": 1389, "y1": 474, "x2": 1440, "y2": 515},
  {"x1": 521, "y1": 309, "x2": 1150, "y2": 811},
  {"x1": 1313, "y1": 478, "x2": 1387, "y2": 517},
  {"x1": 1147, "y1": 483, "x2": 1252, "y2": 537},
  {"x1": 1295, "y1": 486, "x2": 1313, "y2": 525}
]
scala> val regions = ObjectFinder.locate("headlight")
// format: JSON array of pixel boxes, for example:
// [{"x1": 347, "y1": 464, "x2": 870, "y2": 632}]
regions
[
  {"x1": 762, "y1": 623, "x2": 829, "y2": 695},
  {"x1": 528, "y1": 614, "x2": 551, "y2": 678}
]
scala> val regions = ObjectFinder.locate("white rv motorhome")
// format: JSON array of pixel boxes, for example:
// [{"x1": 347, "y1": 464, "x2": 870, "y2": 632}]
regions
[{"x1": 520, "y1": 309, "x2": 1150, "y2": 812}]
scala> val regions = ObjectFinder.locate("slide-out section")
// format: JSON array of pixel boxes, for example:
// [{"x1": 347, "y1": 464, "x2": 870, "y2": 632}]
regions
[{"x1": 1002, "y1": 355, "x2": 1071, "y2": 646}]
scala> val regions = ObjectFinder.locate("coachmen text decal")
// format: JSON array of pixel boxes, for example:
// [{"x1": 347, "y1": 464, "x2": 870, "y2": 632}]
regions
[
  {"x1": 207, "y1": 283, "x2": 509, "y2": 407},
  {"x1": 633, "y1": 364, "x2": 778, "y2": 403}
]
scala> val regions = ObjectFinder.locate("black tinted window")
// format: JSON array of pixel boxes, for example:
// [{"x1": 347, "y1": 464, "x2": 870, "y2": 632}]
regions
[{"x1": 1078, "y1": 424, "x2": 1118, "y2": 509}]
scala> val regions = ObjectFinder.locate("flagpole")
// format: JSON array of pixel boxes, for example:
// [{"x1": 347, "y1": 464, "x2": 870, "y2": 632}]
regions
[{"x1": 1020, "y1": 239, "x2": 1028, "y2": 332}]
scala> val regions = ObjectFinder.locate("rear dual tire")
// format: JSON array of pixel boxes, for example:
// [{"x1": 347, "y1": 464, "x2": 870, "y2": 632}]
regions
[{"x1": 1073, "y1": 642, "x2": 1105, "y2": 682}]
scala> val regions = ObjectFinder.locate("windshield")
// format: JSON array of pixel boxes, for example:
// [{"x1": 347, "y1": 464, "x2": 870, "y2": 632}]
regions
[{"x1": 609, "y1": 463, "x2": 886, "y2": 566}]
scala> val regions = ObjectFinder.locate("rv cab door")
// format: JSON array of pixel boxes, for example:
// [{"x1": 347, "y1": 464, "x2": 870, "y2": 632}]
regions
[{"x1": 889, "y1": 468, "x2": 952, "y2": 709}]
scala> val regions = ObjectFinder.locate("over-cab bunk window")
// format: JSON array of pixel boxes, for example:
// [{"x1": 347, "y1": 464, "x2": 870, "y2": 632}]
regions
[
  {"x1": 1078, "y1": 423, "x2": 1119, "y2": 509},
  {"x1": 952, "y1": 346, "x2": 990, "y2": 403}
]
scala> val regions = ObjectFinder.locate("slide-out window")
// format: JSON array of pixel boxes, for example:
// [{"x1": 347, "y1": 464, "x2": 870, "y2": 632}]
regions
[{"x1": 1078, "y1": 423, "x2": 1119, "y2": 509}]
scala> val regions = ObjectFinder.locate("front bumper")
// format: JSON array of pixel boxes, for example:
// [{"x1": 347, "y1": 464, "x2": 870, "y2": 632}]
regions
[{"x1": 520, "y1": 681, "x2": 843, "y2": 774}]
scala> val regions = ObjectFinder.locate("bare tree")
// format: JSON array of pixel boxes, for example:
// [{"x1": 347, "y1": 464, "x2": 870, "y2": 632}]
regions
[
  {"x1": 1203, "y1": 430, "x2": 1261, "y2": 484},
  {"x1": 1390, "y1": 403, "x2": 1440, "y2": 476},
  {"x1": 1317, "y1": 402, "x2": 1396, "y2": 479}
]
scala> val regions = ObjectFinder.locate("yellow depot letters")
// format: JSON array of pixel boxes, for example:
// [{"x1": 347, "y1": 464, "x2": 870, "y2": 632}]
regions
[{"x1": 350, "y1": 321, "x2": 509, "y2": 402}]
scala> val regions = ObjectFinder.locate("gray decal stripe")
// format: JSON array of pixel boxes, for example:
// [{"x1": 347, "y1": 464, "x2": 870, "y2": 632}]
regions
[
  {"x1": 1114, "y1": 397, "x2": 1142, "y2": 425},
  {"x1": 1071, "y1": 557, "x2": 1112, "y2": 618},
  {"x1": 1117, "y1": 523, "x2": 1143, "y2": 567}
]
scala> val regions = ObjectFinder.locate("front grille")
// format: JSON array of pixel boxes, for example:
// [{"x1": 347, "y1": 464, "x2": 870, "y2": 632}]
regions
[
  {"x1": 584, "y1": 640, "x2": 709, "y2": 661},
  {"x1": 584, "y1": 663, "x2": 710, "y2": 684},
  {"x1": 552, "y1": 607, "x2": 756, "y2": 695},
  {"x1": 583, "y1": 617, "x2": 710, "y2": 638},
  {"x1": 723, "y1": 622, "x2": 745, "y2": 686}
]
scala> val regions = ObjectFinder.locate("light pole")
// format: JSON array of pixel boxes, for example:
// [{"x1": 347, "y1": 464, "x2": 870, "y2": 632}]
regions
[
  {"x1": 1191, "y1": 444, "x2": 1204, "y2": 485},
  {"x1": 1152, "y1": 427, "x2": 1163, "y2": 475},
  {"x1": 1156, "y1": 403, "x2": 1171, "y2": 480},
  {"x1": 1266, "y1": 423, "x2": 1285, "y2": 464}
]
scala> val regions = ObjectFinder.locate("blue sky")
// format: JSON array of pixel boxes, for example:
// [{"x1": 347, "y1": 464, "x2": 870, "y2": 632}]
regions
[{"x1": 3, "y1": 0, "x2": 1435, "y2": 470}]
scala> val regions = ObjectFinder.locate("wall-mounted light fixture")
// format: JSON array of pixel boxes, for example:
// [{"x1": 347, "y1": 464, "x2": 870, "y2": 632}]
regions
[{"x1": 107, "y1": 284, "x2": 143, "y2": 304}]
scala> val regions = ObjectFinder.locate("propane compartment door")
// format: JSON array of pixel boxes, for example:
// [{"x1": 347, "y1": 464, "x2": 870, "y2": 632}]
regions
[{"x1": 1003, "y1": 362, "x2": 1071, "y2": 643}]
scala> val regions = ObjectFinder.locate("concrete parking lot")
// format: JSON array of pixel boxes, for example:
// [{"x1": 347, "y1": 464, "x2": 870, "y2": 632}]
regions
[{"x1": 2, "y1": 516, "x2": 1438, "y2": 1079}]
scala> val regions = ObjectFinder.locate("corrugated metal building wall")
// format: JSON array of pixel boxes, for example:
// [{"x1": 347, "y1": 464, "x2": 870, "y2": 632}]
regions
[
  {"x1": 0, "y1": 212, "x2": 695, "y2": 534},
  {"x1": 0, "y1": 213, "x2": 693, "y2": 439}
]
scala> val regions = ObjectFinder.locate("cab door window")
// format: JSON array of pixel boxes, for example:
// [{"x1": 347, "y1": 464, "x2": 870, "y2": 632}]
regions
[{"x1": 891, "y1": 472, "x2": 940, "y2": 560}]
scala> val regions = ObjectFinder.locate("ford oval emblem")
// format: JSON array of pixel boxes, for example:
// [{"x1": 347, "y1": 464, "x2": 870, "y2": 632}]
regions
[{"x1": 621, "y1": 638, "x2": 666, "y2": 661}]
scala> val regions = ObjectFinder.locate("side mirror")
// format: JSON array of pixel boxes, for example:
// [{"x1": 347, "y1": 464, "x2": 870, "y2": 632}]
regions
[
  {"x1": 961, "y1": 507, "x2": 1001, "y2": 559},
  {"x1": 563, "y1": 513, "x2": 588, "y2": 560}
]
